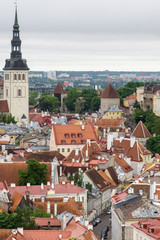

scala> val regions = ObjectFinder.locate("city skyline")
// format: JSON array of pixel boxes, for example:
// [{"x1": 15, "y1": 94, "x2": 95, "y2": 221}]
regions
[{"x1": 1, "y1": 0, "x2": 160, "y2": 71}]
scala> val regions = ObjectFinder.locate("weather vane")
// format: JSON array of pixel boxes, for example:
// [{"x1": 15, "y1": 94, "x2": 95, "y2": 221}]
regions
[{"x1": 14, "y1": 0, "x2": 17, "y2": 8}]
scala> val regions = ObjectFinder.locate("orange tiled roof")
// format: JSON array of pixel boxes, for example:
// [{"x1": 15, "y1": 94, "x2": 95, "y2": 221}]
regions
[
  {"x1": 0, "y1": 163, "x2": 51, "y2": 185},
  {"x1": 53, "y1": 124, "x2": 98, "y2": 145},
  {"x1": 125, "y1": 93, "x2": 137, "y2": 100},
  {"x1": 11, "y1": 191, "x2": 23, "y2": 212},
  {"x1": 100, "y1": 84, "x2": 120, "y2": 98},
  {"x1": 98, "y1": 170, "x2": 117, "y2": 187},
  {"x1": 0, "y1": 229, "x2": 12, "y2": 240},
  {"x1": 34, "y1": 198, "x2": 84, "y2": 216},
  {"x1": 35, "y1": 217, "x2": 61, "y2": 226},
  {"x1": 0, "y1": 80, "x2": 4, "y2": 86},
  {"x1": 127, "y1": 141, "x2": 151, "y2": 162},
  {"x1": 52, "y1": 82, "x2": 67, "y2": 94},
  {"x1": 132, "y1": 121, "x2": 152, "y2": 138},
  {"x1": 114, "y1": 155, "x2": 133, "y2": 173},
  {"x1": 87, "y1": 118, "x2": 125, "y2": 129}
]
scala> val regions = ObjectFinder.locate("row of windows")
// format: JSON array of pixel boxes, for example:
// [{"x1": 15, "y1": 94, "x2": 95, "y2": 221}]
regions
[
  {"x1": 61, "y1": 140, "x2": 86, "y2": 144},
  {"x1": 6, "y1": 87, "x2": 25, "y2": 98},
  {"x1": 5, "y1": 74, "x2": 26, "y2": 81},
  {"x1": 58, "y1": 148, "x2": 70, "y2": 153},
  {"x1": 65, "y1": 133, "x2": 83, "y2": 138}
]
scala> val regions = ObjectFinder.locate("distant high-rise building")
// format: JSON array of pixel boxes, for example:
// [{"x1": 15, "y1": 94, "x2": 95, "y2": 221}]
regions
[{"x1": 3, "y1": 6, "x2": 29, "y2": 125}]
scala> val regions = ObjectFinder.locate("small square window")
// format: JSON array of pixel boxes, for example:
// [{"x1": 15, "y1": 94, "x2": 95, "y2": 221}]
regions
[{"x1": 62, "y1": 148, "x2": 65, "y2": 152}]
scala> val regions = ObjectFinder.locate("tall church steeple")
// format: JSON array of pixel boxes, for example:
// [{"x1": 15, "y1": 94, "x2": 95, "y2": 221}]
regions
[
  {"x1": 11, "y1": 6, "x2": 22, "y2": 59},
  {"x1": 3, "y1": 5, "x2": 29, "y2": 125},
  {"x1": 3, "y1": 6, "x2": 29, "y2": 70}
]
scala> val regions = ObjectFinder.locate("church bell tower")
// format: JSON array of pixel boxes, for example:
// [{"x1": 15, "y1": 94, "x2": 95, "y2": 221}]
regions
[{"x1": 3, "y1": 6, "x2": 29, "y2": 125}]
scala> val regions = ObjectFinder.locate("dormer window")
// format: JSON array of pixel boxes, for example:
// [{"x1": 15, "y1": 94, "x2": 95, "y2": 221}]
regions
[
  {"x1": 71, "y1": 140, "x2": 76, "y2": 144},
  {"x1": 78, "y1": 133, "x2": 82, "y2": 138},
  {"x1": 61, "y1": 140, "x2": 66, "y2": 144},
  {"x1": 65, "y1": 134, "x2": 69, "y2": 138},
  {"x1": 81, "y1": 140, "x2": 86, "y2": 144},
  {"x1": 71, "y1": 134, "x2": 76, "y2": 138}
]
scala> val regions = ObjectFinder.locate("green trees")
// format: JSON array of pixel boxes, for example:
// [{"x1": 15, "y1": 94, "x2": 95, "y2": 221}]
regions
[
  {"x1": 0, "y1": 207, "x2": 36, "y2": 230},
  {"x1": 146, "y1": 136, "x2": 160, "y2": 156},
  {"x1": 69, "y1": 172, "x2": 83, "y2": 187},
  {"x1": 132, "y1": 109, "x2": 159, "y2": 134},
  {"x1": 38, "y1": 93, "x2": 60, "y2": 113},
  {"x1": 65, "y1": 88, "x2": 99, "y2": 113},
  {"x1": 117, "y1": 82, "x2": 144, "y2": 99},
  {"x1": 32, "y1": 208, "x2": 50, "y2": 218},
  {"x1": 0, "y1": 113, "x2": 17, "y2": 124},
  {"x1": 29, "y1": 91, "x2": 38, "y2": 105},
  {"x1": 18, "y1": 159, "x2": 48, "y2": 186}
]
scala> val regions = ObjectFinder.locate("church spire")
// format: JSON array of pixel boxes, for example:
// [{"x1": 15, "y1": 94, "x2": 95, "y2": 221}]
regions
[
  {"x1": 3, "y1": 5, "x2": 29, "y2": 70},
  {"x1": 14, "y1": 6, "x2": 19, "y2": 28},
  {"x1": 11, "y1": 6, "x2": 22, "y2": 59}
]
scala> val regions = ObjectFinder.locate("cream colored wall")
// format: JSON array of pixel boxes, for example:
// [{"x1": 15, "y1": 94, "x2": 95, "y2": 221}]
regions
[
  {"x1": 3, "y1": 70, "x2": 29, "y2": 125},
  {"x1": 153, "y1": 94, "x2": 160, "y2": 117},
  {"x1": 101, "y1": 98, "x2": 120, "y2": 116},
  {"x1": 56, "y1": 144, "x2": 85, "y2": 157},
  {"x1": 136, "y1": 87, "x2": 144, "y2": 103},
  {"x1": 133, "y1": 226, "x2": 155, "y2": 240}
]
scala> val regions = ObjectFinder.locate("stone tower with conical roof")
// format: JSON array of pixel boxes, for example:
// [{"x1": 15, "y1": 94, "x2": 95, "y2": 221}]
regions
[
  {"x1": 52, "y1": 82, "x2": 67, "y2": 112},
  {"x1": 100, "y1": 84, "x2": 120, "y2": 116},
  {"x1": 3, "y1": 6, "x2": 29, "y2": 125}
]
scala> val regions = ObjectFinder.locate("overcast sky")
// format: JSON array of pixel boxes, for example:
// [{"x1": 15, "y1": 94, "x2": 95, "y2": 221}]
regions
[{"x1": 1, "y1": 0, "x2": 160, "y2": 71}]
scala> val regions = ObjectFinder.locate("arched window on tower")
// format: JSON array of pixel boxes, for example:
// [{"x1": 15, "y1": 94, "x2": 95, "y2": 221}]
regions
[
  {"x1": 18, "y1": 89, "x2": 21, "y2": 97},
  {"x1": 14, "y1": 74, "x2": 17, "y2": 80},
  {"x1": 22, "y1": 74, "x2": 25, "y2": 80},
  {"x1": 18, "y1": 74, "x2": 21, "y2": 80}
]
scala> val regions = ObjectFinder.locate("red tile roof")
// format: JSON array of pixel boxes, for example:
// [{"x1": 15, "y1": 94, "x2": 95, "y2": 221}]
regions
[
  {"x1": 0, "y1": 230, "x2": 12, "y2": 240},
  {"x1": 35, "y1": 217, "x2": 61, "y2": 227},
  {"x1": 53, "y1": 124, "x2": 98, "y2": 145},
  {"x1": 9, "y1": 184, "x2": 86, "y2": 197},
  {"x1": 125, "y1": 93, "x2": 137, "y2": 100},
  {"x1": 10, "y1": 191, "x2": 24, "y2": 212},
  {"x1": 111, "y1": 192, "x2": 128, "y2": 204},
  {"x1": 0, "y1": 163, "x2": 51, "y2": 185},
  {"x1": 52, "y1": 82, "x2": 67, "y2": 94},
  {"x1": 132, "y1": 121, "x2": 152, "y2": 138},
  {"x1": 114, "y1": 155, "x2": 133, "y2": 173},
  {"x1": 0, "y1": 100, "x2": 9, "y2": 113},
  {"x1": 133, "y1": 219, "x2": 160, "y2": 240},
  {"x1": 87, "y1": 118, "x2": 125, "y2": 129},
  {"x1": 100, "y1": 84, "x2": 120, "y2": 98},
  {"x1": 0, "y1": 80, "x2": 4, "y2": 86}
]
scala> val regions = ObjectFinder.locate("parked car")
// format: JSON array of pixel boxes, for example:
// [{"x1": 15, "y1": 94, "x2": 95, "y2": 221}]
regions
[
  {"x1": 95, "y1": 217, "x2": 101, "y2": 224},
  {"x1": 106, "y1": 209, "x2": 111, "y2": 215},
  {"x1": 92, "y1": 221, "x2": 97, "y2": 227},
  {"x1": 101, "y1": 225, "x2": 109, "y2": 239}
]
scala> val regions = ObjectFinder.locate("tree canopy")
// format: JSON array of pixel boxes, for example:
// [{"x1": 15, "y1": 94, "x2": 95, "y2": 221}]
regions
[
  {"x1": 18, "y1": 159, "x2": 48, "y2": 186},
  {"x1": 146, "y1": 136, "x2": 160, "y2": 156},
  {"x1": 29, "y1": 91, "x2": 39, "y2": 105},
  {"x1": 65, "y1": 88, "x2": 99, "y2": 113},
  {"x1": 117, "y1": 82, "x2": 144, "y2": 99},
  {"x1": 0, "y1": 113, "x2": 17, "y2": 124},
  {"x1": 132, "y1": 108, "x2": 159, "y2": 134},
  {"x1": 38, "y1": 93, "x2": 60, "y2": 113},
  {"x1": 0, "y1": 207, "x2": 36, "y2": 230}
]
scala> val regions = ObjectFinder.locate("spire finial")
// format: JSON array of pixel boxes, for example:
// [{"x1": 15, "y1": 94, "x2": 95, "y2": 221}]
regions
[{"x1": 14, "y1": 0, "x2": 18, "y2": 27}]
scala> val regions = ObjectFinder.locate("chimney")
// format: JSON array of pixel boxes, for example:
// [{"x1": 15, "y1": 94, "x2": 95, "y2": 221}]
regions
[
  {"x1": 60, "y1": 166, "x2": 62, "y2": 176},
  {"x1": 10, "y1": 183, "x2": 16, "y2": 187},
  {"x1": 47, "y1": 182, "x2": 50, "y2": 186},
  {"x1": 62, "y1": 213, "x2": 67, "y2": 230},
  {"x1": 54, "y1": 202, "x2": 57, "y2": 216},
  {"x1": 47, "y1": 201, "x2": 50, "y2": 214},
  {"x1": 86, "y1": 150, "x2": 88, "y2": 158},
  {"x1": 51, "y1": 183, "x2": 54, "y2": 189},
  {"x1": 27, "y1": 183, "x2": 30, "y2": 187},
  {"x1": 51, "y1": 214, "x2": 53, "y2": 218},
  {"x1": 41, "y1": 183, "x2": 44, "y2": 190},
  {"x1": 107, "y1": 133, "x2": 113, "y2": 150},
  {"x1": 130, "y1": 136, "x2": 135, "y2": 148},
  {"x1": 103, "y1": 128, "x2": 106, "y2": 138},
  {"x1": 48, "y1": 221, "x2": 50, "y2": 229},
  {"x1": 75, "y1": 216, "x2": 81, "y2": 222},
  {"x1": 71, "y1": 181, "x2": 74, "y2": 185},
  {"x1": 62, "y1": 181, "x2": 65, "y2": 185},
  {"x1": 75, "y1": 149, "x2": 79, "y2": 156},
  {"x1": 88, "y1": 224, "x2": 93, "y2": 230},
  {"x1": 85, "y1": 220, "x2": 89, "y2": 227},
  {"x1": 17, "y1": 228, "x2": 23, "y2": 236},
  {"x1": 59, "y1": 234, "x2": 62, "y2": 239},
  {"x1": 25, "y1": 191, "x2": 30, "y2": 204},
  {"x1": 87, "y1": 139, "x2": 91, "y2": 146},
  {"x1": 82, "y1": 125, "x2": 85, "y2": 130}
]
